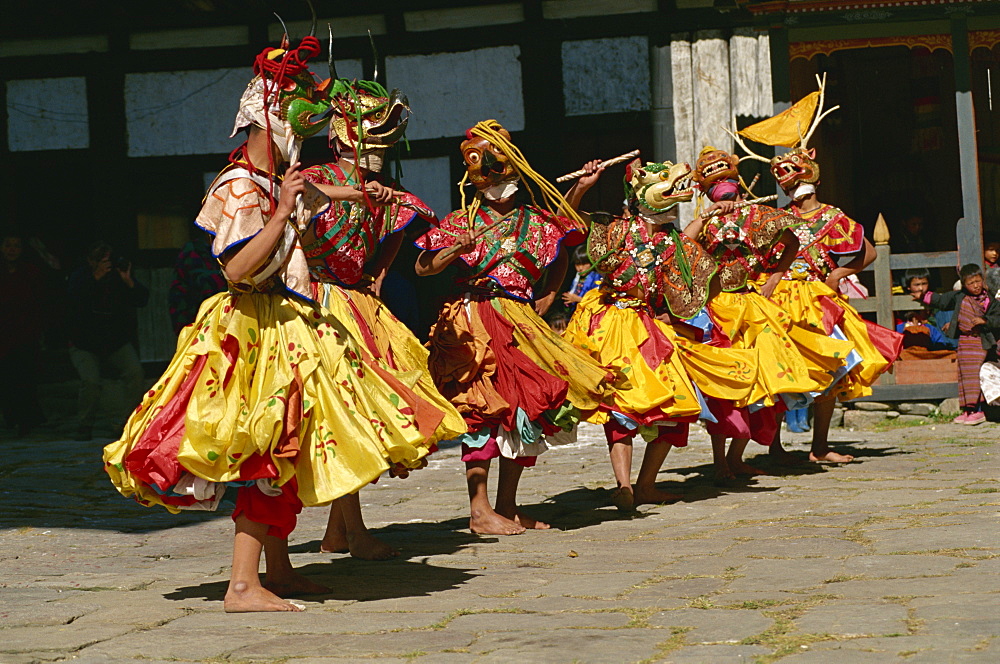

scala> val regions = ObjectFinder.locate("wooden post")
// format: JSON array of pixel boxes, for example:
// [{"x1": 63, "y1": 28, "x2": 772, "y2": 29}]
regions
[
  {"x1": 951, "y1": 15, "x2": 984, "y2": 267},
  {"x1": 873, "y1": 213, "x2": 896, "y2": 385}
]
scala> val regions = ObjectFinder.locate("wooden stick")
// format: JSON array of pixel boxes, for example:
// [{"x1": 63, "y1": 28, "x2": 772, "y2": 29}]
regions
[
  {"x1": 555, "y1": 149, "x2": 641, "y2": 183},
  {"x1": 437, "y1": 214, "x2": 515, "y2": 260},
  {"x1": 699, "y1": 194, "x2": 778, "y2": 220}
]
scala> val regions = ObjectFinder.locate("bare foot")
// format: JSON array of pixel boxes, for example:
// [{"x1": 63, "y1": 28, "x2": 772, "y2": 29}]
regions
[
  {"x1": 319, "y1": 531, "x2": 349, "y2": 554},
  {"x1": 634, "y1": 486, "x2": 682, "y2": 506},
  {"x1": 264, "y1": 571, "x2": 330, "y2": 598},
  {"x1": 729, "y1": 461, "x2": 769, "y2": 476},
  {"x1": 609, "y1": 486, "x2": 635, "y2": 512},
  {"x1": 346, "y1": 530, "x2": 400, "y2": 560},
  {"x1": 508, "y1": 510, "x2": 551, "y2": 530},
  {"x1": 225, "y1": 581, "x2": 303, "y2": 612},
  {"x1": 470, "y1": 508, "x2": 526, "y2": 535},
  {"x1": 810, "y1": 449, "x2": 854, "y2": 463},
  {"x1": 713, "y1": 462, "x2": 736, "y2": 487},
  {"x1": 769, "y1": 445, "x2": 807, "y2": 466}
]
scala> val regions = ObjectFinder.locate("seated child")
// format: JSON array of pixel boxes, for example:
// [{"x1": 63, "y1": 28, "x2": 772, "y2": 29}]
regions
[
  {"x1": 905, "y1": 267, "x2": 957, "y2": 348},
  {"x1": 895, "y1": 309, "x2": 955, "y2": 360},
  {"x1": 561, "y1": 246, "x2": 602, "y2": 313},
  {"x1": 985, "y1": 241, "x2": 999, "y2": 270}
]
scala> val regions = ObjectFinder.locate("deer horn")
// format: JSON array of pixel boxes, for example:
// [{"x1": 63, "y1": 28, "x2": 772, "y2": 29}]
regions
[
  {"x1": 723, "y1": 116, "x2": 770, "y2": 164},
  {"x1": 327, "y1": 23, "x2": 338, "y2": 80},
  {"x1": 368, "y1": 30, "x2": 379, "y2": 81},
  {"x1": 273, "y1": 12, "x2": 289, "y2": 48},
  {"x1": 801, "y1": 72, "x2": 841, "y2": 148}
]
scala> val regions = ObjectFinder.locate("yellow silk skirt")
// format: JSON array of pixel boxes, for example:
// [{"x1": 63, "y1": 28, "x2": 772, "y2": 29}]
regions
[
  {"x1": 766, "y1": 280, "x2": 901, "y2": 401},
  {"x1": 104, "y1": 291, "x2": 438, "y2": 512},
  {"x1": 707, "y1": 290, "x2": 854, "y2": 407},
  {"x1": 315, "y1": 283, "x2": 467, "y2": 445},
  {"x1": 564, "y1": 290, "x2": 713, "y2": 425}
]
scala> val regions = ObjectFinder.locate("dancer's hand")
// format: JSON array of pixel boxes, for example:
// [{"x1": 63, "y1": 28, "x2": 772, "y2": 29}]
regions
[
  {"x1": 450, "y1": 232, "x2": 476, "y2": 256},
  {"x1": 362, "y1": 180, "x2": 396, "y2": 206},
  {"x1": 561, "y1": 291, "x2": 582, "y2": 305},
  {"x1": 576, "y1": 160, "x2": 605, "y2": 190},
  {"x1": 276, "y1": 162, "x2": 306, "y2": 219},
  {"x1": 760, "y1": 272, "x2": 782, "y2": 300},
  {"x1": 702, "y1": 200, "x2": 736, "y2": 218}
]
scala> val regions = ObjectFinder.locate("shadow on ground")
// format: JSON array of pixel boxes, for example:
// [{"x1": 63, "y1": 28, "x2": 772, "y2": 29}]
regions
[
  {"x1": 163, "y1": 557, "x2": 478, "y2": 604},
  {"x1": 289, "y1": 518, "x2": 490, "y2": 559}
]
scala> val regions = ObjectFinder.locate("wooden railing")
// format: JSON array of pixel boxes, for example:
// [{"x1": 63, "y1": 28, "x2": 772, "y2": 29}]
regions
[{"x1": 847, "y1": 214, "x2": 959, "y2": 401}]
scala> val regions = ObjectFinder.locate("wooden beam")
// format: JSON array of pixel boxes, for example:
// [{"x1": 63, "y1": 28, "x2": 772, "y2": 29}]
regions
[
  {"x1": 951, "y1": 15, "x2": 984, "y2": 268},
  {"x1": 855, "y1": 382, "x2": 958, "y2": 402},
  {"x1": 858, "y1": 251, "x2": 959, "y2": 272},
  {"x1": 849, "y1": 295, "x2": 922, "y2": 314}
]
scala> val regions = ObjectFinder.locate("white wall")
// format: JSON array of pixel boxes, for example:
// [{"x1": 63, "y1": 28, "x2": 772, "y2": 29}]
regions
[
  {"x1": 562, "y1": 36, "x2": 651, "y2": 116},
  {"x1": 7, "y1": 77, "x2": 89, "y2": 152},
  {"x1": 386, "y1": 47, "x2": 525, "y2": 140}
]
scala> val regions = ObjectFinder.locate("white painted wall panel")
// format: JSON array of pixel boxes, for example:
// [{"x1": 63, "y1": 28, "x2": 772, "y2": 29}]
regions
[
  {"x1": 385, "y1": 47, "x2": 525, "y2": 140},
  {"x1": 125, "y1": 68, "x2": 249, "y2": 157},
  {"x1": 7, "y1": 77, "x2": 89, "y2": 152},
  {"x1": 563, "y1": 36, "x2": 650, "y2": 117},
  {"x1": 691, "y1": 31, "x2": 732, "y2": 156},
  {"x1": 399, "y1": 156, "x2": 454, "y2": 220},
  {"x1": 124, "y1": 61, "x2": 362, "y2": 158}
]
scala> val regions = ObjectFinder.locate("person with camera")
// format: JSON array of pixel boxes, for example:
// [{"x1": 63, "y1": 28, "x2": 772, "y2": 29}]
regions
[{"x1": 66, "y1": 241, "x2": 148, "y2": 440}]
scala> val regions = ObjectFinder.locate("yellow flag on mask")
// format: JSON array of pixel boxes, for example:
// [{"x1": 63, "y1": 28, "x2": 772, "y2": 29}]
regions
[{"x1": 737, "y1": 91, "x2": 820, "y2": 148}]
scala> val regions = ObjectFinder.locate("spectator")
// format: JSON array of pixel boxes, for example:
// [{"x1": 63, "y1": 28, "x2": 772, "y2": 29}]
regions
[
  {"x1": 924, "y1": 264, "x2": 993, "y2": 425},
  {"x1": 67, "y1": 241, "x2": 149, "y2": 440},
  {"x1": 167, "y1": 231, "x2": 225, "y2": 334},
  {"x1": 903, "y1": 267, "x2": 956, "y2": 347},
  {"x1": 891, "y1": 213, "x2": 928, "y2": 254},
  {"x1": 895, "y1": 310, "x2": 955, "y2": 360},
  {"x1": 984, "y1": 240, "x2": 999, "y2": 270},
  {"x1": 560, "y1": 246, "x2": 602, "y2": 313},
  {"x1": 0, "y1": 228, "x2": 45, "y2": 436}
]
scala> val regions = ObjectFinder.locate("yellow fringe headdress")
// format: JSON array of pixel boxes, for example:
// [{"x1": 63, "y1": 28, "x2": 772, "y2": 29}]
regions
[{"x1": 458, "y1": 120, "x2": 587, "y2": 231}]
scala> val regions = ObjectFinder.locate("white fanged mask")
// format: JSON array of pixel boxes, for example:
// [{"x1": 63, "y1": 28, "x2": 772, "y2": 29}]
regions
[
  {"x1": 341, "y1": 147, "x2": 386, "y2": 173},
  {"x1": 482, "y1": 179, "x2": 520, "y2": 201},
  {"x1": 791, "y1": 183, "x2": 816, "y2": 201}
]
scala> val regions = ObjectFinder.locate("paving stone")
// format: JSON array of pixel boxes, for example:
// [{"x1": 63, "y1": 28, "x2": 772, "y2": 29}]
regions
[
  {"x1": 232, "y1": 630, "x2": 477, "y2": 659},
  {"x1": 778, "y1": 648, "x2": 901, "y2": 663},
  {"x1": 911, "y1": 595, "x2": 1000, "y2": 637},
  {"x1": 447, "y1": 610, "x2": 629, "y2": 632},
  {"x1": 725, "y1": 558, "x2": 842, "y2": 592},
  {"x1": 843, "y1": 410, "x2": 891, "y2": 429},
  {"x1": 661, "y1": 644, "x2": 772, "y2": 662},
  {"x1": 795, "y1": 601, "x2": 909, "y2": 636},
  {"x1": 840, "y1": 554, "x2": 966, "y2": 578},
  {"x1": 472, "y1": 628, "x2": 666, "y2": 663},
  {"x1": 649, "y1": 608, "x2": 772, "y2": 643}
]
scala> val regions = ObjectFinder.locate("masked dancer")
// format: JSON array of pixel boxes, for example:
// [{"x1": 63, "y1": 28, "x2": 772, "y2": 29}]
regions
[
  {"x1": 104, "y1": 32, "x2": 435, "y2": 612},
  {"x1": 562, "y1": 157, "x2": 757, "y2": 507},
  {"x1": 414, "y1": 121, "x2": 610, "y2": 535},
  {"x1": 730, "y1": 75, "x2": 903, "y2": 463},
  {"x1": 301, "y1": 66, "x2": 465, "y2": 559},
  {"x1": 684, "y1": 146, "x2": 853, "y2": 482}
]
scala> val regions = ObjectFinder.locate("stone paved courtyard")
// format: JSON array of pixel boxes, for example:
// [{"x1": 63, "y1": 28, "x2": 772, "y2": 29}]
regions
[{"x1": 2, "y1": 419, "x2": 999, "y2": 663}]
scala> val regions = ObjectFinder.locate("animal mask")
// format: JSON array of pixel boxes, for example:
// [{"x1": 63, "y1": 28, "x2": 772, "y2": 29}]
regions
[
  {"x1": 232, "y1": 38, "x2": 332, "y2": 163},
  {"x1": 769, "y1": 147, "x2": 820, "y2": 193},
  {"x1": 627, "y1": 160, "x2": 694, "y2": 213},
  {"x1": 328, "y1": 79, "x2": 410, "y2": 154},
  {"x1": 692, "y1": 147, "x2": 741, "y2": 202},
  {"x1": 461, "y1": 125, "x2": 518, "y2": 192}
]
